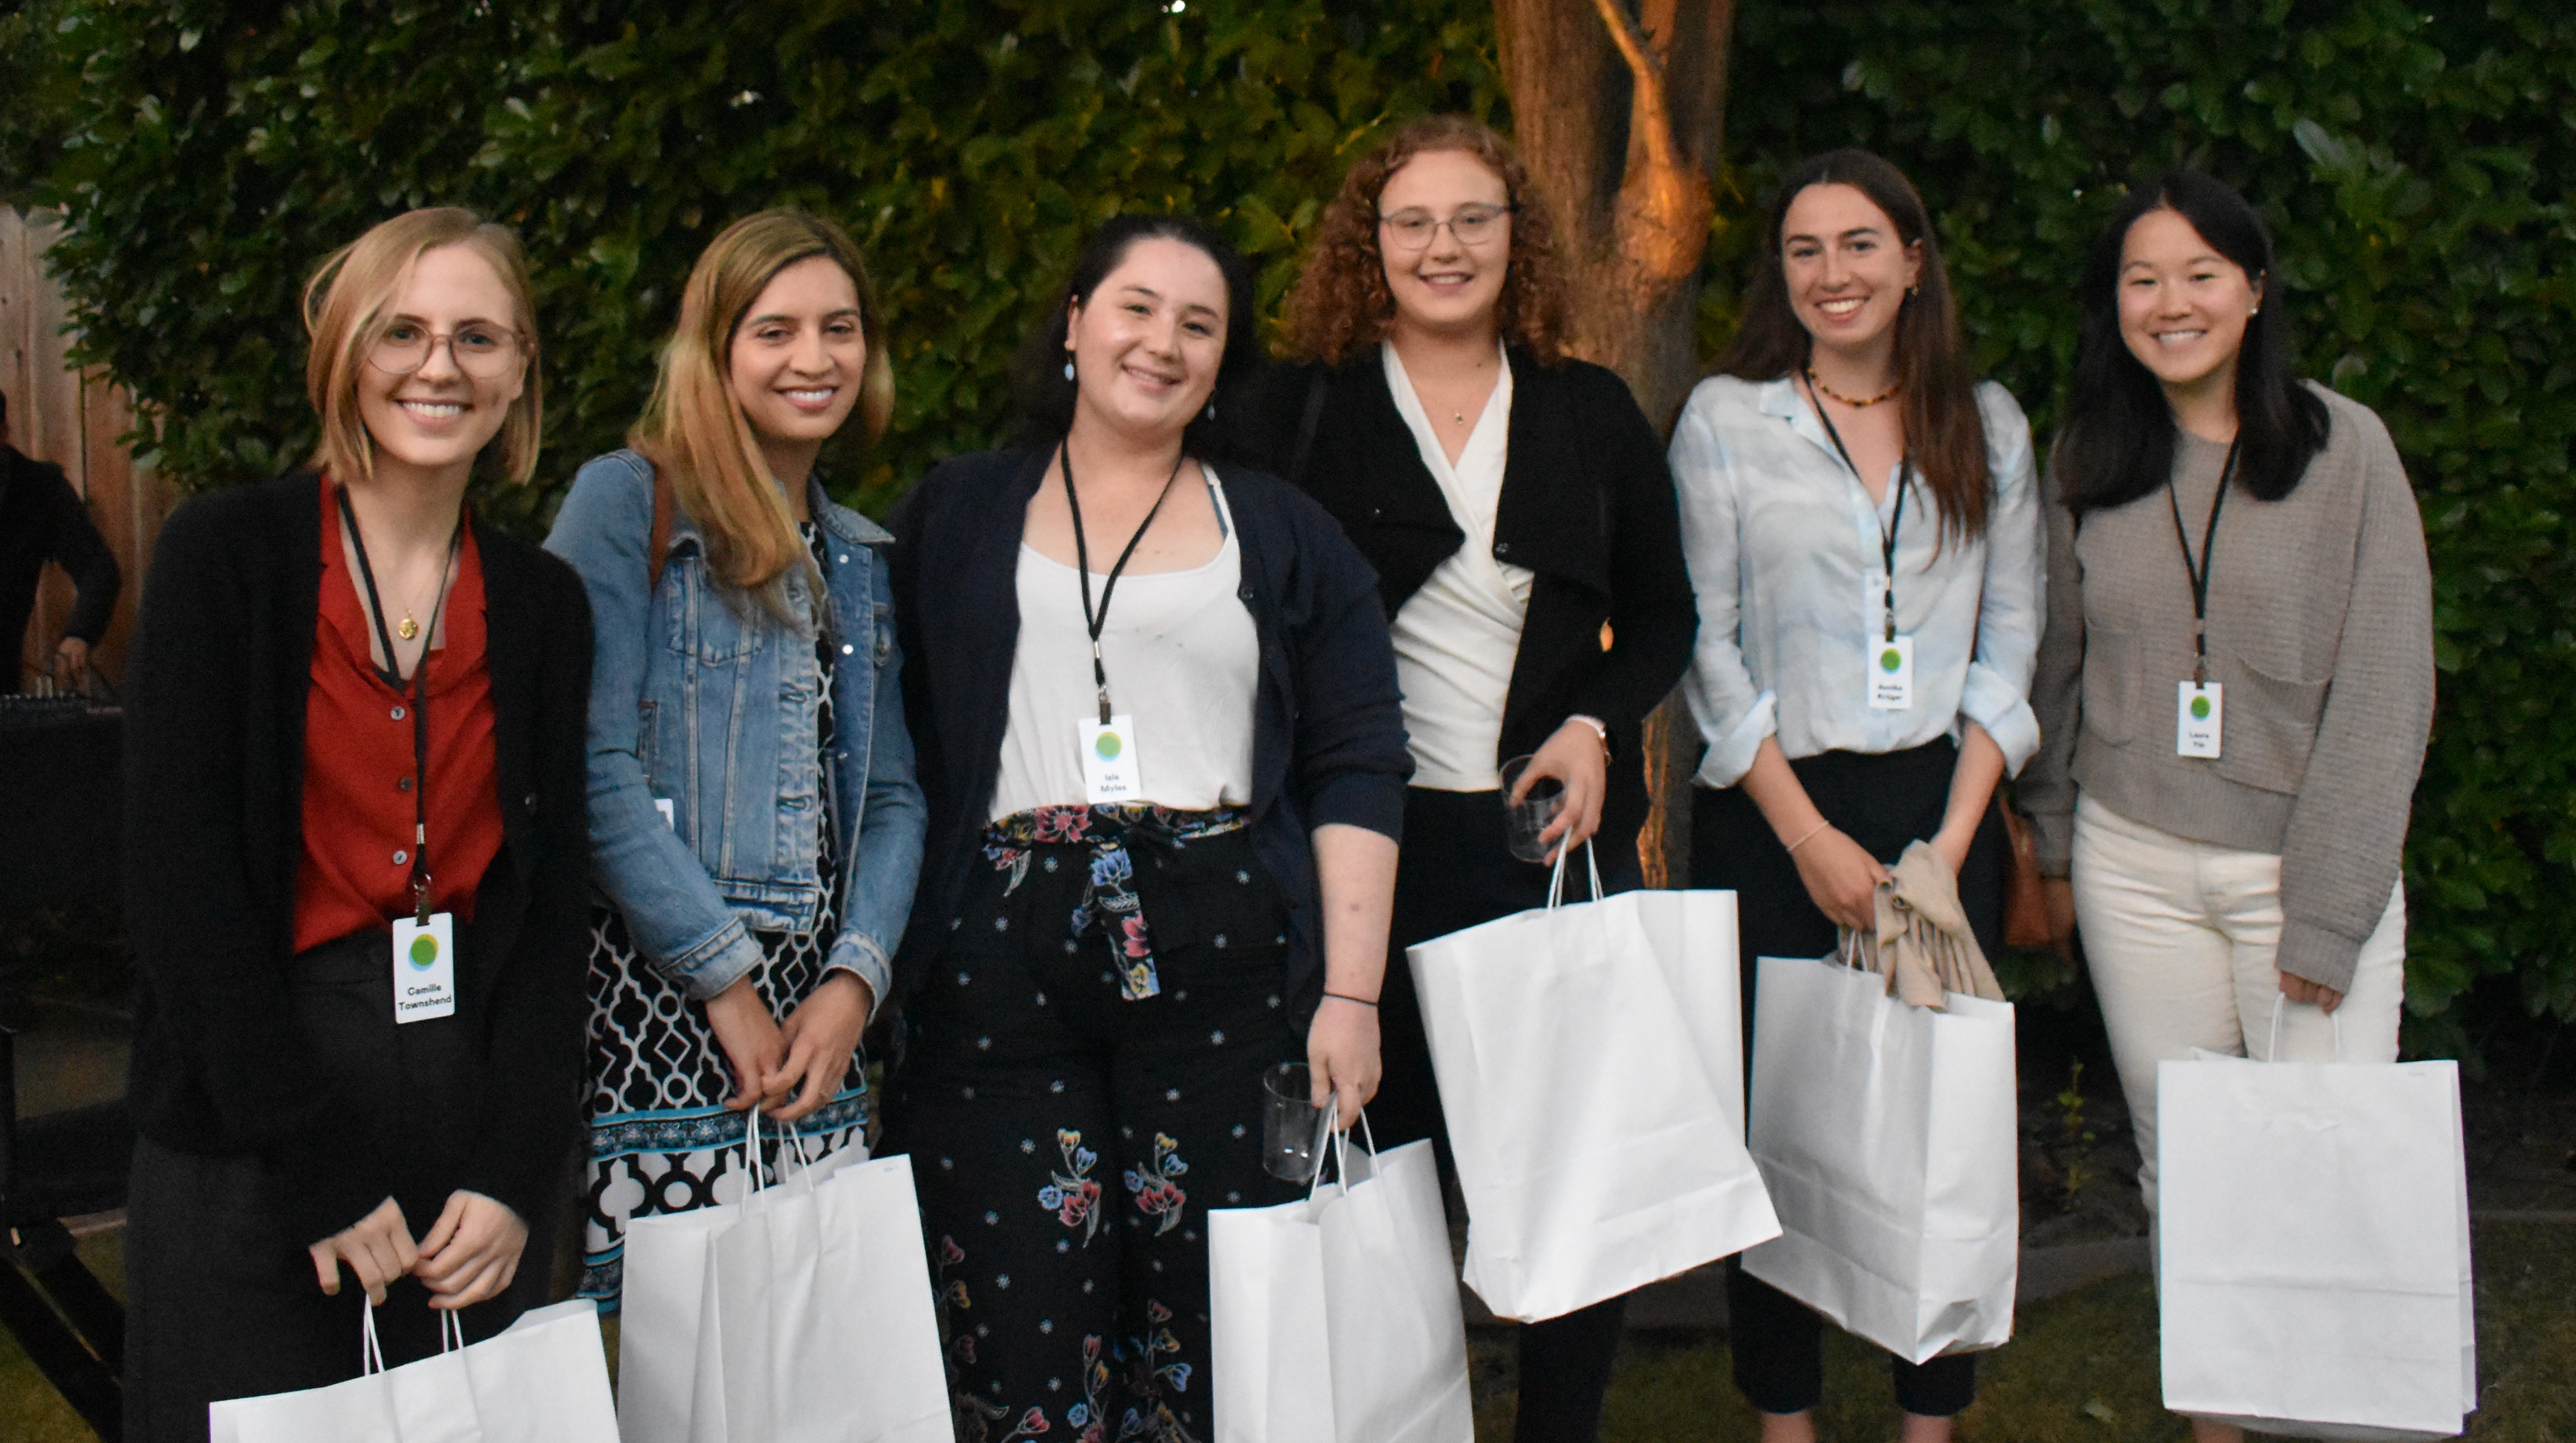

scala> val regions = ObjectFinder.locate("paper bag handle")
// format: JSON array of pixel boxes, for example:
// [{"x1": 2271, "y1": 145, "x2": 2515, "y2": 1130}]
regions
[
  {"x1": 2265, "y1": 993, "x2": 2344, "y2": 1063},
  {"x1": 1544, "y1": 840, "x2": 1604, "y2": 909},
  {"x1": 743, "y1": 1103, "x2": 821, "y2": 1197},
  {"x1": 354, "y1": 1304, "x2": 461, "y2": 1376},
  {"x1": 1304, "y1": 1103, "x2": 1381, "y2": 1202}
]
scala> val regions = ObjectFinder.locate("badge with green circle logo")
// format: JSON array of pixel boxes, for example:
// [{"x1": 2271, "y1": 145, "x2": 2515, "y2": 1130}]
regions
[
  {"x1": 1095, "y1": 730, "x2": 1122, "y2": 759},
  {"x1": 391, "y1": 913, "x2": 457, "y2": 1023}
]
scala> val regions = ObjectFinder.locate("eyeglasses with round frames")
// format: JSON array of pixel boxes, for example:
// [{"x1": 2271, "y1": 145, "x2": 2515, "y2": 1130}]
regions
[
  {"x1": 367, "y1": 321, "x2": 528, "y2": 379},
  {"x1": 1377, "y1": 204, "x2": 1516, "y2": 253}
]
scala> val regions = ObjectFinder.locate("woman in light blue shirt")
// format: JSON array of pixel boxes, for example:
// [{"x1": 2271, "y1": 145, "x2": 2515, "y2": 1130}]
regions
[{"x1": 1669, "y1": 149, "x2": 2040, "y2": 1439}]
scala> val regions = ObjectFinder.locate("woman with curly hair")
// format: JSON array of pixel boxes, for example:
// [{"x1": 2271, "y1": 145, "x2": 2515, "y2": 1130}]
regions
[{"x1": 1246, "y1": 114, "x2": 1697, "y2": 1443}]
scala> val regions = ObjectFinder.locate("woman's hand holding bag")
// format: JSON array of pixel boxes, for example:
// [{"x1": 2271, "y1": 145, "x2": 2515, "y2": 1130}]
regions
[
  {"x1": 703, "y1": 975, "x2": 790, "y2": 1112},
  {"x1": 1513, "y1": 716, "x2": 1609, "y2": 859},
  {"x1": 1790, "y1": 825, "x2": 1891, "y2": 931},
  {"x1": 415, "y1": 1191, "x2": 530, "y2": 1309},
  {"x1": 309, "y1": 1197, "x2": 420, "y2": 1306},
  {"x1": 769, "y1": 971, "x2": 872, "y2": 1121}
]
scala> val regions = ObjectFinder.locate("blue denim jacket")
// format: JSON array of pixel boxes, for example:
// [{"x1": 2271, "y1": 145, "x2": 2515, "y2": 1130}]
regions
[{"x1": 545, "y1": 449, "x2": 926, "y2": 1007}]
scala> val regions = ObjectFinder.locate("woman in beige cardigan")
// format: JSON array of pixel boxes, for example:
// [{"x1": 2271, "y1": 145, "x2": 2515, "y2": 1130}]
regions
[{"x1": 2021, "y1": 172, "x2": 2432, "y2": 1408}]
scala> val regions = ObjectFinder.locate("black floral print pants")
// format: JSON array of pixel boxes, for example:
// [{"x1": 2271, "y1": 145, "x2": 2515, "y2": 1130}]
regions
[{"x1": 884, "y1": 822, "x2": 1305, "y2": 1443}]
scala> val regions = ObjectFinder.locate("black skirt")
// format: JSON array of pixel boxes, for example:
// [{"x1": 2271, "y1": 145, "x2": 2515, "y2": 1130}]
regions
[{"x1": 123, "y1": 928, "x2": 554, "y2": 1443}]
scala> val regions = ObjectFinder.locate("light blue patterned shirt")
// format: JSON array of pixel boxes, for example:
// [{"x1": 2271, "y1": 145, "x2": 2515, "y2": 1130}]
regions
[{"x1": 1670, "y1": 374, "x2": 2043, "y2": 789}]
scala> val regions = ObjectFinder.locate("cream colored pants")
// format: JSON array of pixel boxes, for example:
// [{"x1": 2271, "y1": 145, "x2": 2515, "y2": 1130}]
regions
[{"x1": 2071, "y1": 793, "x2": 2407, "y2": 1214}]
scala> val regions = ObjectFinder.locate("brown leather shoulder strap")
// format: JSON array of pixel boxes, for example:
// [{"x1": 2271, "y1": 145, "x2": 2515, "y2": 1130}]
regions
[{"x1": 647, "y1": 462, "x2": 675, "y2": 593}]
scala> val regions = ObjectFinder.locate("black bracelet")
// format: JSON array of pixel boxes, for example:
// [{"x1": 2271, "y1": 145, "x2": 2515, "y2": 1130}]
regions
[{"x1": 1322, "y1": 990, "x2": 1379, "y2": 1008}]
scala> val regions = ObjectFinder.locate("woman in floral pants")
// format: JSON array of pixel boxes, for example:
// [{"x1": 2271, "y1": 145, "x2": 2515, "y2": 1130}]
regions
[{"x1": 882, "y1": 213, "x2": 1408, "y2": 1443}]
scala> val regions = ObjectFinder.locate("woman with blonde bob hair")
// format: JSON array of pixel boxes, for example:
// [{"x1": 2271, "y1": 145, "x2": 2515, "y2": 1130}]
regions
[
  {"x1": 1247, "y1": 114, "x2": 1698, "y2": 1443},
  {"x1": 123, "y1": 206, "x2": 596, "y2": 1439},
  {"x1": 546, "y1": 209, "x2": 925, "y2": 1304}
]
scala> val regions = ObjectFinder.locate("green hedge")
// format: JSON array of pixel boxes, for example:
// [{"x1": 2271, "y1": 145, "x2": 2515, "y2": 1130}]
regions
[
  {"x1": 27, "y1": 0, "x2": 1499, "y2": 528},
  {"x1": 1721, "y1": 0, "x2": 2576, "y2": 1051},
  {"x1": 19, "y1": 0, "x2": 2573, "y2": 1049}
]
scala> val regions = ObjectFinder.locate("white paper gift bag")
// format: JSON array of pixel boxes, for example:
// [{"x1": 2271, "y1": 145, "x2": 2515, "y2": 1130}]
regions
[
  {"x1": 1741, "y1": 952, "x2": 2020, "y2": 1363},
  {"x1": 1210, "y1": 1113, "x2": 1473, "y2": 1443},
  {"x1": 2158, "y1": 1024, "x2": 2476, "y2": 1440},
  {"x1": 621, "y1": 1108, "x2": 950, "y2": 1443},
  {"x1": 209, "y1": 1299, "x2": 617, "y2": 1443},
  {"x1": 1405, "y1": 846, "x2": 1778, "y2": 1321}
]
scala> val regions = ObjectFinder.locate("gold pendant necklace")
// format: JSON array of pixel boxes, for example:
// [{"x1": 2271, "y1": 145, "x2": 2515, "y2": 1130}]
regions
[
  {"x1": 397, "y1": 614, "x2": 421, "y2": 641},
  {"x1": 1806, "y1": 367, "x2": 1902, "y2": 408}
]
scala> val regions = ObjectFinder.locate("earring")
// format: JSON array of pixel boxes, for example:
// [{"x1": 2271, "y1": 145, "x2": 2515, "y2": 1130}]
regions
[
  {"x1": 1063, "y1": 359, "x2": 1075, "y2": 381},
  {"x1": 1203, "y1": 400, "x2": 1217, "y2": 421}
]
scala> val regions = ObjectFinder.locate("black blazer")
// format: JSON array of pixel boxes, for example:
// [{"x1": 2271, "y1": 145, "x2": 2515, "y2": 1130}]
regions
[
  {"x1": 1246, "y1": 348, "x2": 1697, "y2": 856},
  {"x1": 121, "y1": 472, "x2": 595, "y2": 1248},
  {"x1": 886, "y1": 447, "x2": 1411, "y2": 1021}
]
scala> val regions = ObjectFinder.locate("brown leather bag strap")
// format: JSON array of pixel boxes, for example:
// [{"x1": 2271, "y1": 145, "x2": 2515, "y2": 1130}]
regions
[{"x1": 647, "y1": 463, "x2": 675, "y2": 593}]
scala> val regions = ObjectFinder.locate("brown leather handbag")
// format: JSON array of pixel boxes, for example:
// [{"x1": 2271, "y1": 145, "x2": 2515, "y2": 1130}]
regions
[{"x1": 2000, "y1": 798, "x2": 2052, "y2": 951}]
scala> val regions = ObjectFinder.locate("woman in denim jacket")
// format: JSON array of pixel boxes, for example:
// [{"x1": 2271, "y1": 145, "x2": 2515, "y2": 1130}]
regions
[{"x1": 545, "y1": 211, "x2": 926, "y2": 1302}]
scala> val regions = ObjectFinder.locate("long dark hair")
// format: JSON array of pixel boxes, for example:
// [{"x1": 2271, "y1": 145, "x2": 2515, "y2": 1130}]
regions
[
  {"x1": 1009, "y1": 214, "x2": 1262, "y2": 462},
  {"x1": 2055, "y1": 171, "x2": 2329, "y2": 513},
  {"x1": 1718, "y1": 149, "x2": 1990, "y2": 545}
]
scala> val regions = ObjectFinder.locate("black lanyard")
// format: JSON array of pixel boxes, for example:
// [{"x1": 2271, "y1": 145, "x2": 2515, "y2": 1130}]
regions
[
  {"x1": 1804, "y1": 375, "x2": 1908, "y2": 642},
  {"x1": 336, "y1": 486, "x2": 464, "y2": 924},
  {"x1": 1061, "y1": 443, "x2": 1185, "y2": 725},
  {"x1": 2168, "y1": 438, "x2": 2243, "y2": 686}
]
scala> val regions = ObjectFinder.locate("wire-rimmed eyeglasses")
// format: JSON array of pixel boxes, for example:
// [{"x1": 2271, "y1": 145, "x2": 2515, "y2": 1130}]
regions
[
  {"x1": 1376, "y1": 203, "x2": 1516, "y2": 252},
  {"x1": 367, "y1": 321, "x2": 529, "y2": 379}
]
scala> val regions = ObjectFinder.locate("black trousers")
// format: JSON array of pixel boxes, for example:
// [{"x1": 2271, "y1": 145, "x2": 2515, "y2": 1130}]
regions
[
  {"x1": 1690, "y1": 738, "x2": 2004, "y2": 1419},
  {"x1": 883, "y1": 825, "x2": 1305, "y2": 1443},
  {"x1": 1385, "y1": 787, "x2": 1643, "y2": 1443},
  {"x1": 123, "y1": 929, "x2": 555, "y2": 1443}
]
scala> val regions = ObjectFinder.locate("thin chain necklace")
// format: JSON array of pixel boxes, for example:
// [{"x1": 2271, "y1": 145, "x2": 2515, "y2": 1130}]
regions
[{"x1": 1805, "y1": 366, "x2": 1902, "y2": 409}]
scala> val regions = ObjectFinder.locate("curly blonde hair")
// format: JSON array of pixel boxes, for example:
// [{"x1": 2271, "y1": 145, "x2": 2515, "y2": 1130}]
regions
[{"x1": 1281, "y1": 115, "x2": 1570, "y2": 366}]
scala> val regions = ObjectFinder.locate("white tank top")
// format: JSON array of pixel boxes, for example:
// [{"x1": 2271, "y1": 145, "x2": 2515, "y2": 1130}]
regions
[{"x1": 988, "y1": 472, "x2": 1257, "y2": 820}]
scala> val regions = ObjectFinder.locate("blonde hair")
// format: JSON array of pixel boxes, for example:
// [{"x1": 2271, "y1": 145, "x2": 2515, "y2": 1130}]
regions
[
  {"x1": 632, "y1": 210, "x2": 894, "y2": 597},
  {"x1": 303, "y1": 208, "x2": 541, "y2": 486}
]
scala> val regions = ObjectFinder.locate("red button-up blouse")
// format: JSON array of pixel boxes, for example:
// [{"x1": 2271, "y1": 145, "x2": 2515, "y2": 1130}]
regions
[{"x1": 292, "y1": 478, "x2": 504, "y2": 953}]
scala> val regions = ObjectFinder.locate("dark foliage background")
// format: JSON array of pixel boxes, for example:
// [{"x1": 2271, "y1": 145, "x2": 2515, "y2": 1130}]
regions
[
  {"x1": 1719, "y1": 0, "x2": 2576, "y2": 1057},
  {"x1": 7, "y1": 0, "x2": 2570, "y2": 1054}
]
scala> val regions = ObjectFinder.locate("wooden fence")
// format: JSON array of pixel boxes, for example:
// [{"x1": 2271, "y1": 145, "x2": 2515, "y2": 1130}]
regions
[{"x1": 2, "y1": 205, "x2": 173, "y2": 694}]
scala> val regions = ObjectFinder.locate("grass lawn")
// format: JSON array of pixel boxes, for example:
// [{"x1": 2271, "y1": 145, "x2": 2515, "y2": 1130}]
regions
[{"x1": 5, "y1": 1223, "x2": 2570, "y2": 1440}]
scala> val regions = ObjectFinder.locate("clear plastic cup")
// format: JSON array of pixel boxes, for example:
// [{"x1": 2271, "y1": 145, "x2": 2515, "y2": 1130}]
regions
[
  {"x1": 1261, "y1": 1061, "x2": 1328, "y2": 1182},
  {"x1": 1501, "y1": 754, "x2": 1565, "y2": 864}
]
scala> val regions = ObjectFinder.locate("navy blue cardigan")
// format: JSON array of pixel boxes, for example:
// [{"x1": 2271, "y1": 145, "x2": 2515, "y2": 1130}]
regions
[{"x1": 886, "y1": 447, "x2": 1411, "y2": 1021}]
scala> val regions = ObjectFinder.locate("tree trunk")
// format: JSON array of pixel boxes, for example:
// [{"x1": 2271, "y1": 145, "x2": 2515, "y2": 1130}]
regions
[{"x1": 1494, "y1": 0, "x2": 1734, "y2": 887}]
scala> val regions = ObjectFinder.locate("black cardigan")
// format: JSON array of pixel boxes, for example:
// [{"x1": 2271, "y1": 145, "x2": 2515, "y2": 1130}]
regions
[
  {"x1": 1245, "y1": 348, "x2": 1698, "y2": 856},
  {"x1": 886, "y1": 447, "x2": 1411, "y2": 1020},
  {"x1": 122, "y1": 472, "x2": 595, "y2": 1247}
]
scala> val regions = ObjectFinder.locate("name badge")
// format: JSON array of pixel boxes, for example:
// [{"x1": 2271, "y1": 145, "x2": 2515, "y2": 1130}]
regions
[
  {"x1": 1867, "y1": 634, "x2": 1916, "y2": 711},
  {"x1": 2176, "y1": 681, "x2": 2223, "y2": 758},
  {"x1": 391, "y1": 912, "x2": 458, "y2": 1023},
  {"x1": 1079, "y1": 714, "x2": 1142, "y2": 803}
]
